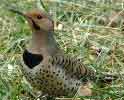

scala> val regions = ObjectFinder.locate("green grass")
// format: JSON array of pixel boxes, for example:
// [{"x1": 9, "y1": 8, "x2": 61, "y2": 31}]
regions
[{"x1": 0, "y1": 0, "x2": 124, "y2": 100}]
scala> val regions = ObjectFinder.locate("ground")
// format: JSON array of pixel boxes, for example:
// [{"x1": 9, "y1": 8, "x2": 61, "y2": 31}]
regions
[{"x1": 0, "y1": 0, "x2": 124, "y2": 100}]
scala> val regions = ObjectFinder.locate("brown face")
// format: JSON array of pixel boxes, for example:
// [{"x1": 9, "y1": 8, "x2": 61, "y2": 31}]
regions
[
  {"x1": 8, "y1": 8, "x2": 54, "y2": 32},
  {"x1": 25, "y1": 10, "x2": 54, "y2": 32}
]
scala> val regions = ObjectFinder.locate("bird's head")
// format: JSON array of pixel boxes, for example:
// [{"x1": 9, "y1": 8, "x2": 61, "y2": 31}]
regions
[{"x1": 9, "y1": 8, "x2": 54, "y2": 32}]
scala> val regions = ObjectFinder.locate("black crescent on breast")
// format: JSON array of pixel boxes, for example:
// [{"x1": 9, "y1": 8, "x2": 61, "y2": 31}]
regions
[{"x1": 23, "y1": 49, "x2": 43, "y2": 69}]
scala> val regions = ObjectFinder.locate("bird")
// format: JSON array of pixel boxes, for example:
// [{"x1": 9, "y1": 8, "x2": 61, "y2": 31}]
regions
[{"x1": 8, "y1": 8, "x2": 118, "y2": 99}]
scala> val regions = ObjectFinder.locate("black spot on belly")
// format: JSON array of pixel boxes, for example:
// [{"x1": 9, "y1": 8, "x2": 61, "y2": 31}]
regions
[{"x1": 23, "y1": 49, "x2": 43, "y2": 69}]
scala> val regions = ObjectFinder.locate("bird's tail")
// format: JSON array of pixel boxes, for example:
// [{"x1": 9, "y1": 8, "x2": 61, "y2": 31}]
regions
[
  {"x1": 95, "y1": 72, "x2": 118, "y2": 84},
  {"x1": 81, "y1": 67, "x2": 118, "y2": 84}
]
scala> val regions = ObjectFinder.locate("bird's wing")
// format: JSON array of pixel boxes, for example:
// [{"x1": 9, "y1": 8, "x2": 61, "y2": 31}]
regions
[{"x1": 49, "y1": 54, "x2": 96, "y2": 81}]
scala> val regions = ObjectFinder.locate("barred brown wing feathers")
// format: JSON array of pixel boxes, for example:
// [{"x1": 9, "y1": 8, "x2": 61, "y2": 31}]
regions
[{"x1": 49, "y1": 55, "x2": 96, "y2": 80}]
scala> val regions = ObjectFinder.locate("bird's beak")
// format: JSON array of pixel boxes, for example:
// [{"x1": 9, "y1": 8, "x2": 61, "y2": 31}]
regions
[
  {"x1": 7, "y1": 7, "x2": 32, "y2": 20},
  {"x1": 7, "y1": 7, "x2": 41, "y2": 30},
  {"x1": 8, "y1": 7, "x2": 25, "y2": 17}
]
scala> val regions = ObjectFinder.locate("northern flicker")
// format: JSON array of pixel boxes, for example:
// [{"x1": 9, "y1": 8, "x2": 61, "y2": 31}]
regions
[{"x1": 8, "y1": 8, "x2": 117, "y2": 98}]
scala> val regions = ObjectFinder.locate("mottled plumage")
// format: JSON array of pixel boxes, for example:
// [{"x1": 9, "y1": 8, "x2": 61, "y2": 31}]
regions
[
  {"x1": 8, "y1": 8, "x2": 117, "y2": 98},
  {"x1": 21, "y1": 49, "x2": 95, "y2": 97},
  {"x1": 10, "y1": 9, "x2": 95, "y2": 97}
]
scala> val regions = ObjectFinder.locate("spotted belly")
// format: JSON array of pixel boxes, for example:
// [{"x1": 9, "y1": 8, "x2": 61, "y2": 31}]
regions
[{"x1": 21, "y1": 63, "x2": 81, "y2": 97}]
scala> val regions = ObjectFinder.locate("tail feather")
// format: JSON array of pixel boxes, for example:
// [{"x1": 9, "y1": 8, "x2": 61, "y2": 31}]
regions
[{"x1": 95, "y1": 73, "x2": 118, "y2": 84}]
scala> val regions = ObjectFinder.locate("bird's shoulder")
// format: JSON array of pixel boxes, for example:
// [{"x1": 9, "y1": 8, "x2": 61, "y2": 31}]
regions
[
  {"x1": 49, "y1": 54, "x2": 83, "y2": 68},
  {"x1": 48, "y1": 54, "x2": 87, "y2": 79}
]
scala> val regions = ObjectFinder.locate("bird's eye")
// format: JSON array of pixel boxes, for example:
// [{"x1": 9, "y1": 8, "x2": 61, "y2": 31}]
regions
[{"x1": 37, "y1": 15, "x2": 42, "y2": 19}]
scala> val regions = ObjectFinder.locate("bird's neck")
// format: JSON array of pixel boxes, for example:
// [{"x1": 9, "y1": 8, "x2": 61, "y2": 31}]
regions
[{"x1": 28, "y1": 30, "x2": 59, "y2": 55}]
